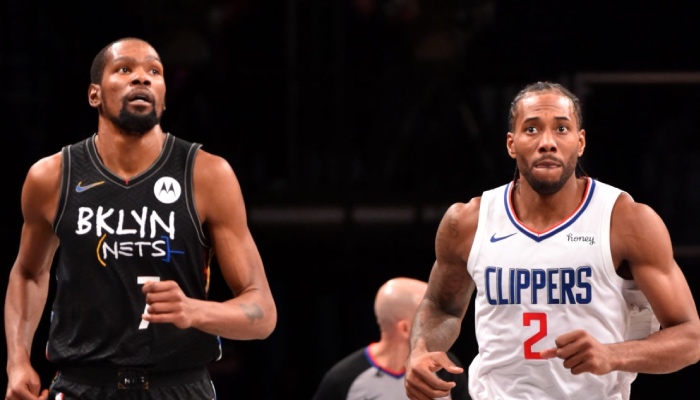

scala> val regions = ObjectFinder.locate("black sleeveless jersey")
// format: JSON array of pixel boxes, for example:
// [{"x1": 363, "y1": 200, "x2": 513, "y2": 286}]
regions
[{"x1": 49, "y1": 133, "x2": 221, "y2": 370}]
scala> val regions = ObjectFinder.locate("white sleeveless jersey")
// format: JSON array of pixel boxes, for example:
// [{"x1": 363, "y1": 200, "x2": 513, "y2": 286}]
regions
[{"x1": 466, "y1": 178, "x2": 659, "y2": 400}]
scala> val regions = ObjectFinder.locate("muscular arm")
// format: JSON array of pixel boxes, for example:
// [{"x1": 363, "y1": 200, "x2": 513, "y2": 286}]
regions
[
  {"x1": 409, "y1": 199, "x2": 478, "y2": 355},
  {"x1": 152, "y1": 150, "x2": 277, "y2": 340},
  {"x1": 5, "y1": 154, "x2": 61, "y2": 396},
  {"x1": 609, "y1": 194, "x2": 700, "y2": 373},
  {"x1": 404, "y1": 200, "x2": 478, "y2": 399}
]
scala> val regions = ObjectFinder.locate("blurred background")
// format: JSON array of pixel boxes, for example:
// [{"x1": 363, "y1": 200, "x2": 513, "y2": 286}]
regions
[{"x1": 2, "y1": 0, "x2": 700, "y2": 398}]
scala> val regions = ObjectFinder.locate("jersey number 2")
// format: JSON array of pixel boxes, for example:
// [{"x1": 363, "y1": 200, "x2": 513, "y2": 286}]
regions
[{"x1": 523, "y1": 312, "x2": 547, "y2": 359}]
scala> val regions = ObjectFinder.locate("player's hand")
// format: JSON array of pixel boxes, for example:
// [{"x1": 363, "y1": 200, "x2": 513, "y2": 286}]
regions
[
  {"x1": 5, "y1": 365, "x2": 49, "y2": 400},
  {"x1": 404, "y1": 351, "x2": 463, "y2": 400},
  {"x1": 142, "y1": 280, "x2": 195, "y2": 329},
  {"x1": 540, "y1": 329, "x2": 614, "y2": 375}
]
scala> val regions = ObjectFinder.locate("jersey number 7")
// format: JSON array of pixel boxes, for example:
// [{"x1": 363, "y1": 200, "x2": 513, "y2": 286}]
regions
[{"x1": 138, "y1": 276, "x2": 161, "y2": 329}]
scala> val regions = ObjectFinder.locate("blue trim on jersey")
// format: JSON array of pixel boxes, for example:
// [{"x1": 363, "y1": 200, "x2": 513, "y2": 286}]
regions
[
  {"x1": 504, "y1": 178, "x2": 596, "y2": 242},
  {"x1": 363, "y1": 346, "x2": 405, "y2": 378}
]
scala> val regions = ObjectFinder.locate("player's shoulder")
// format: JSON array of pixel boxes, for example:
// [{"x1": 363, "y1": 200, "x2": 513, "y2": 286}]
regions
[
  {"x1": 26, "y1": 151, "x2": 62, "y2": 186},
  {"x1": 442, "y1": 196, "x2": 482, "y2": 231},
  {"x1": 444, "y1": 181, "x2": 510, "y2": 221},
  {"x1": 611, "y1": 192, "x2": 663, "y2": 230},
  {"x1": 192, "y1": 148, "x2": 236, "y2": 177},
  {"x1": 22, "y1": 152, "x2": 62, "y2": 220},
  {"x1": 447, "y1": 196, "x2": 481, "y2": 215}
]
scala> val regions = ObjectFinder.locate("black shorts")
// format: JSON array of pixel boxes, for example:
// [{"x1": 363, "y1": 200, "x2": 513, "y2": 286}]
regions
[{"x1": 49, "y1": 367, "x2": 217, "y2": 400}]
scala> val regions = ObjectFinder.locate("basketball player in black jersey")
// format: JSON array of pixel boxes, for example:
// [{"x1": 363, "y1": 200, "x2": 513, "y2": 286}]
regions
[{"x1": 5, "y1": 37, "x2": 277, "y2": 399}]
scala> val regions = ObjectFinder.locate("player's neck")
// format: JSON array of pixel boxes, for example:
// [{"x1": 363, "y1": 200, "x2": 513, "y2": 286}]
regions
[
  {"x1": 511, "y1": 176, "x2": 588, "y2": 232},
  {"x1": 93, "y1": 127, "x2": 167, "y2": 181}
]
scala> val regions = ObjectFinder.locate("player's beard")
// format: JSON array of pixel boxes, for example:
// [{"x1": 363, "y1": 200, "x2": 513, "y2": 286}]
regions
[
  {"x1": 519, "y1": 154, "x2": 577, "y2": 196},
  {"x1": 107, "y1": 98, "x2": 160, "y2": 137}
]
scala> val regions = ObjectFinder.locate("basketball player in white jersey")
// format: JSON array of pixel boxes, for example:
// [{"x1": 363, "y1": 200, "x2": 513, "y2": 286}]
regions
[{"x1": 403, "y1": 81, "x2": 700, "y2": 399}]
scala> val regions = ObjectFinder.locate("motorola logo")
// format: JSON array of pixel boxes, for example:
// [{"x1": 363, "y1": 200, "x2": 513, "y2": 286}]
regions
[{"x1": 153, "y1": 177, "x2": 181, "y2": 204}]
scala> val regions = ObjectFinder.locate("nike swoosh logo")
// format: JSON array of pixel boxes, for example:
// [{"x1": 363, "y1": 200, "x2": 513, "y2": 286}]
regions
[
  {"x1": 75, "y1": 181, "x2": 105, "y2": 193},
  {"x1": 490, "y1": 232, "x2": 517, "y2": 243}
]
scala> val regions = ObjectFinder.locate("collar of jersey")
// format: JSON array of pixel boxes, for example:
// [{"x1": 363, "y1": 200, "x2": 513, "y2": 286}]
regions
[
  {"x1": 504, "y1": 177, "x2": 595, "y2": 242},
  {"x1": 364, "y1": 345, "x2": 405, "y2": 378}
]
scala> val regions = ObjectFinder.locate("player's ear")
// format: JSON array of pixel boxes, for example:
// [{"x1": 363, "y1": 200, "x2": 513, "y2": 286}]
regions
[
  {"x1": 88, "y1": 83, "x2": 101, "y2": 109},
  {"x1": 507, "y1": 132, "x2": 516, "y2": 159},
  {"x1": 578, "y1": 129, "x2": 586, "y2": 157}
]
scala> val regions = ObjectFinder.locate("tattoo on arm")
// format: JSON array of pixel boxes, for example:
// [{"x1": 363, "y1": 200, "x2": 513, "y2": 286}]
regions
[
  {"x1": 447, "y1": 214, "x2": 459, "y2": 237},
  {"x1": 437, "y1": 213, "x2": 460, "y2": 255},
  {"x1": 240, "y1": 303, "x2": 264, "y2": 322}
]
